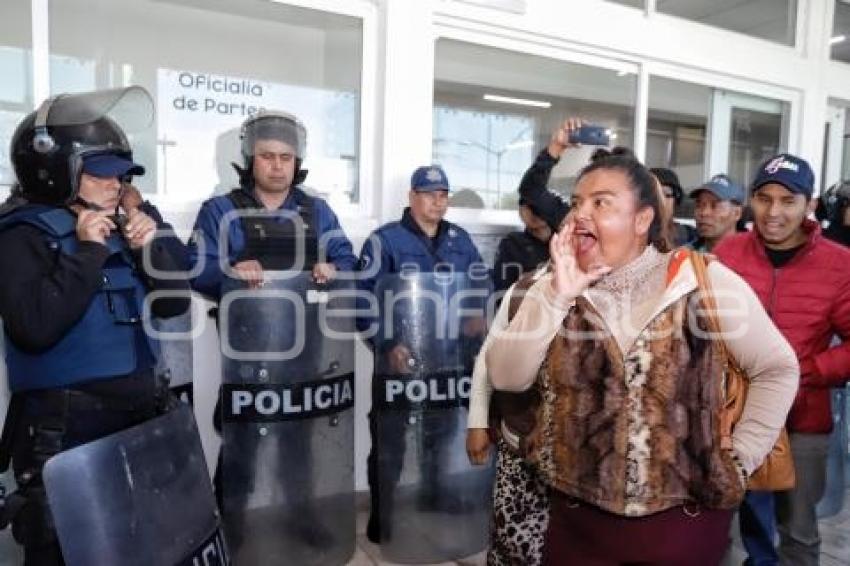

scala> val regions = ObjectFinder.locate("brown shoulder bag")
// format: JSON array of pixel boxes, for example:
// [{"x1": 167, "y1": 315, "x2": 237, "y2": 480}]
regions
[{"x1": 690, "y1": 250, "x2": 795, "y2": 491}]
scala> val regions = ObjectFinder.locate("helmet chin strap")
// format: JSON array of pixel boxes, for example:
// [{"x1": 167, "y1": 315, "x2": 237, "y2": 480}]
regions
[
  {"x1": 69, "y1": 195, "x2": 107, "y2": 212},
  {"x1": 69, "y1": 180, "x2": 126, "y2": 214}
]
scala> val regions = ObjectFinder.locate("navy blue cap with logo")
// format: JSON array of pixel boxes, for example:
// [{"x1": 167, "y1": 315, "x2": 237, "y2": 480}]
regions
[
  {"x1": 691, "y1": 174, "x2": 745, "y2": 204},
  {"x1": 752, "y1": 153, "x2": 814, "y2": 199},
  {"x1": 411, "y1": 165, "x2": 450, "y2": 192}
]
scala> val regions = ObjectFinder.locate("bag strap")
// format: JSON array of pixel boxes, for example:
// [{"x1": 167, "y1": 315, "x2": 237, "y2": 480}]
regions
[
  {"x1": 690, "y1": 251, "x2": 723, "y2": 352},
  {"x1": 689, "y1": 250, "x2": 748, "y2": 450},
  {"x1": 688, "y1": 250, "x2": 744, "y2": 376}
]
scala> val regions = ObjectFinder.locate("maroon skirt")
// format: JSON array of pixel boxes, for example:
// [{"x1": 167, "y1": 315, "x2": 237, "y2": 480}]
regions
[{"x1": 543, "y1": 491, "x2": 733, "y2": 566}]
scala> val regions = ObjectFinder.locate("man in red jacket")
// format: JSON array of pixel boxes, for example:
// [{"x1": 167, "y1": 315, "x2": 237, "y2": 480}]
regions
[{"x1": 714, "y1": 153, "x2": 850, "y2": 566}]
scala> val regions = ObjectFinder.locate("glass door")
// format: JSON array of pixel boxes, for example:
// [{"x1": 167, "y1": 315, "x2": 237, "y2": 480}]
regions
[{"x1": 707, "y1": 90, "x2": 788, "y2": 188}]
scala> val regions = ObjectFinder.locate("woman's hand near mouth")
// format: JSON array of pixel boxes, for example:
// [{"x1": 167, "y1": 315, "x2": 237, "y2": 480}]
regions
[{"x1": 548, "y1": 219, "x2": 611, "y2": 305}]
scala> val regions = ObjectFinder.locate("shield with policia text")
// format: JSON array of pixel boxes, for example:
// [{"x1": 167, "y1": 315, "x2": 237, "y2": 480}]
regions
[
  {"x1": 43, "y1": 405, "x2": 228, "y2": 566},
  {"x1": 372, "y1": 272, "x2": 494, "y2": 563},
  {"x1": 218, "y1": 273, "x2": 356, "y2": 565}
]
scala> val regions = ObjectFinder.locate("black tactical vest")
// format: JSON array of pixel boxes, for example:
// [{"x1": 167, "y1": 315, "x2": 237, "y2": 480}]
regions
[{"x1": 227, "y1": 187, "x2": 319, "y2": 271}]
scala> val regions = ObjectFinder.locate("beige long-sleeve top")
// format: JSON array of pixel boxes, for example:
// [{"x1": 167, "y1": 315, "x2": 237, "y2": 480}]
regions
[
  {"x1": 467, "y1": 283, "x2": 518, "y2": 429},
  {"x1": 486, "y1": 251, "x2": 799, "y2": 475}
]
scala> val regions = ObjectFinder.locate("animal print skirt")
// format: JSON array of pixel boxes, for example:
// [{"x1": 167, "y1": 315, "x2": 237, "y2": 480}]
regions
[{"x1": 487, "y1": 440, "x2": 549, "y2": 566}]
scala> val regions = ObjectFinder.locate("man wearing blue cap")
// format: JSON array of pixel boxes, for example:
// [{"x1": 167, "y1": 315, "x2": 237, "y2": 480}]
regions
[
  {"x1": 357, "y1": 165, "x2": 484, "y2": 544},
  {"x1": 714, "y1": 153, "x2": 850, "y2": 566},
  {"x1": 690, "y1": 173, "x2": 744, "y2": 252}
]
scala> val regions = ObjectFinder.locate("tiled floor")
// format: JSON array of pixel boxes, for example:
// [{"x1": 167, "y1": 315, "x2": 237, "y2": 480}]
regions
[
  {"x1": 0, "y1": 491, "x2": 845, "y2": 564},
  {"x1": 351, "y1": 489, "x2": 850, "y2": 566}
]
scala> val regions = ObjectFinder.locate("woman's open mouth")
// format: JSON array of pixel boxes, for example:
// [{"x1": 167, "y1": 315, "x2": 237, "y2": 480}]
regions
[{"x1": 573, "y1": 227, "x2": 598, "y2": 254}]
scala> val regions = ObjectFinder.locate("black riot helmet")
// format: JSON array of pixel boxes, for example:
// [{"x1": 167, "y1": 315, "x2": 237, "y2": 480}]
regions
[
  {"x1": 235, "y1": 110, "x2": 308, "y2": 188},
  {"x1": 10, "y1": 86, "x2": 153, "y2": 205},
  {"x1": 818, "y1": 180, "x2": 850, "y2": 225}
]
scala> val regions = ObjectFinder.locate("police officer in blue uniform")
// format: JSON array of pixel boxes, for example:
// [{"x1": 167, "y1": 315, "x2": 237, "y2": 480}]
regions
[
  {"x1": 0, "y1": 87, "x2": 190, "y2": 565},
  {"x1": 357, "y1": 165, "x2": 485, "y2": 544},
  {"x1": 189, "y1": 110, "x2": 357, "y2": 558},
  {"x1": 189, "y1": 110, "x2": 356, "y2": 299}
]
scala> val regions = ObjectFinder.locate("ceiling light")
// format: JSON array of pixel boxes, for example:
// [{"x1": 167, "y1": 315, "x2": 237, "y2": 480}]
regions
[
  {"x1": 831, "y1": 35, "x2": 846, "y2": 45},
  {"x1": 483, "y1": 94, "x2": 551, "y2": 108}
]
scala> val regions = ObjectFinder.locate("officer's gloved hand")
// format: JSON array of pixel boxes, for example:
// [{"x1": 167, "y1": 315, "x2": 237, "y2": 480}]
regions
[
  {"x1": 461, "y1": 316, "x2": 487, "y2": 338},
  {"x1": 75, "y1": 209, "x2": 116, "y2": 245},
  {"x1": 312, "y1": 262, "x2": 336, "y2": 284},
  {"x1": 123, "y1": 207, "x2": 156, "y2": 250},
  {"x1": 386, "y1": 344, "x2": 414, "y2": 375},
  {"x1": 233, "y1": 260, "x2": 265, "y2": 289},
  {"x1": 119, "y1": 183, "x2": 144, "y2": 211}
]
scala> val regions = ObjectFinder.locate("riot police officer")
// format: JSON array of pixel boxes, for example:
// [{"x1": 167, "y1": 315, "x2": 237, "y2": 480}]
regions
[
  {"x1": 357, "y1": 166, "x2": 490, "y2": 559},
  {"x1": 189, "y1": 110, "x2": 356, "y2": 297},
  {"x1": 0, "y1": 87, "x2": 192, "y2": 565},
  {"x1": 189, "y1": 111, "x2": 357, "y2": 565}
]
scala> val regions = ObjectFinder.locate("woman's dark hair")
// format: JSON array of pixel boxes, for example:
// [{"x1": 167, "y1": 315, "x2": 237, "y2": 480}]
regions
[{"x1": 577, "y1": 147, "x2": 670, "y2": 252}]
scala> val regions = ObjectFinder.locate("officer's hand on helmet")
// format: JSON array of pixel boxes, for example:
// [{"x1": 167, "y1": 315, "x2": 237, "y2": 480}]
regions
[
  {"x1": 75, "y1": 209, "x2": 116, "y2": 245},
  {"x1": 119, "y1": 183, "x2": 144, "y2": 212},
  {"x1": 547, "y1": 117, "x2": 583, "y2": 159},
  {"x1": 466, "y1": 428, "x2": 491, "y2": 465},
  {"x1": 387, "y1": 344, "x2": 414, "y2": 375},
  {"x1": 312, "y1": 262, "x2": 337, "y2": 285},
  {"x1": 123, "y1": 207, "x2": 156, "y2": 250},
  {"x1": 233, "y1": 260, "x2": 265, "y2": 289}
]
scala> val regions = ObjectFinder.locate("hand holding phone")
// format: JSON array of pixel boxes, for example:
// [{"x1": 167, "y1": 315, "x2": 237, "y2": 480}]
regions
[{"x1": 568, "y1": 125, "x2": 611, "y2": 146}]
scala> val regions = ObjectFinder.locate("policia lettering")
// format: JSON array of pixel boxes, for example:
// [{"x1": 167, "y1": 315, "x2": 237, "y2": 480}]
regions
[
  {"x1": 378, "y1": 373, "x2": 472, "y2": 410},
  {"x1": 224, "y1": 373, "x2": 354, "y2": 422},
  {"x1": 179, "y1": 528, "x2": 229, "y2": 566}
]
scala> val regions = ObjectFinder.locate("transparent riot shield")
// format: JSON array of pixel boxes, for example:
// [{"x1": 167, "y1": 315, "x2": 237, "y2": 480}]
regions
[
  {"x1": 817, "y1": 387, "x2": 847, "y2": 518},
  {"x1": 154, "y1": 310, "x2": 194, "y2": 403},
  {"x1": 42, "y1": 405, "x2": 226, "y2": 566},
  {"x1": 218, "y1": 273, "x2": 355, "y2": 566},
  {"x1": 372, "y1": 272, "x2": 494, "y2": 563}
]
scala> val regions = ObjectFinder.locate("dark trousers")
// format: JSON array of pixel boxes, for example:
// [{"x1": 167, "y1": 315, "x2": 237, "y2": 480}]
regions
[
  {"x1": 739, "y1": 490, "x2": 778, "y2": 566},
  {"x1": 543, "y1": 492, "x2": 733, "y2": 565},
  {"x1": 366, "y1": 408, "x2": 405, "y2": 539}
]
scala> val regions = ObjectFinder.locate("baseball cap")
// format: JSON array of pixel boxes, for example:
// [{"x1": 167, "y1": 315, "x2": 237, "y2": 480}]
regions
[
  {"x1": 82, "y1": 153, "x2": 145, "y2": 178},
  {"x1": 690, "y1": 174, "x2": 745, "y2": 204},
  {"x1": 752, "y1": 153, "x2": 814, "y2": 199},
  {"x1": 411, "y1": 165, "x2": 450, "y2": 192}
]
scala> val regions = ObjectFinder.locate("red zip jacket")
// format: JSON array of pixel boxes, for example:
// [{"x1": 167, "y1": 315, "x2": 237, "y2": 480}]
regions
[{"x1": 713, "y1": 220, "x2": 850, "y2": 434}]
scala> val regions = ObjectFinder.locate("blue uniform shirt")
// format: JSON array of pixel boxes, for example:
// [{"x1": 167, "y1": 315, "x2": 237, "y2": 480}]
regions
[
  {"x1": 189, "y1": 186, "x2": 357, "y2": 300},
  {"x1": 356, "y1": 207, "x2": 484, "y2": 334}
]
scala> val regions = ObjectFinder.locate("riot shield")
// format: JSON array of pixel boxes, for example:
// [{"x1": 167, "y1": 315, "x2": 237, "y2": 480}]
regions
[
  {"x1": 218, "y1": 273, "x2": 355, "y2": 566},
  {"x1": 372, "y1": 272, "x2": 494, "y2": 563},
  {"x1": 42, "y1": 405, "x2": 226, "y2": 566},
  {"x1": 817, "y1": 387, "x2": 847, "y2": 518},
  {"x1": 154, "y1": 310, "x2": 194, "y2": 402}
]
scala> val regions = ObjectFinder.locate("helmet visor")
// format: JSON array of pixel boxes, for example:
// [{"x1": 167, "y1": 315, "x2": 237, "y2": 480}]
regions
[{"x1": 37, "y1": 86, "x2": 154, "y2": 134}]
